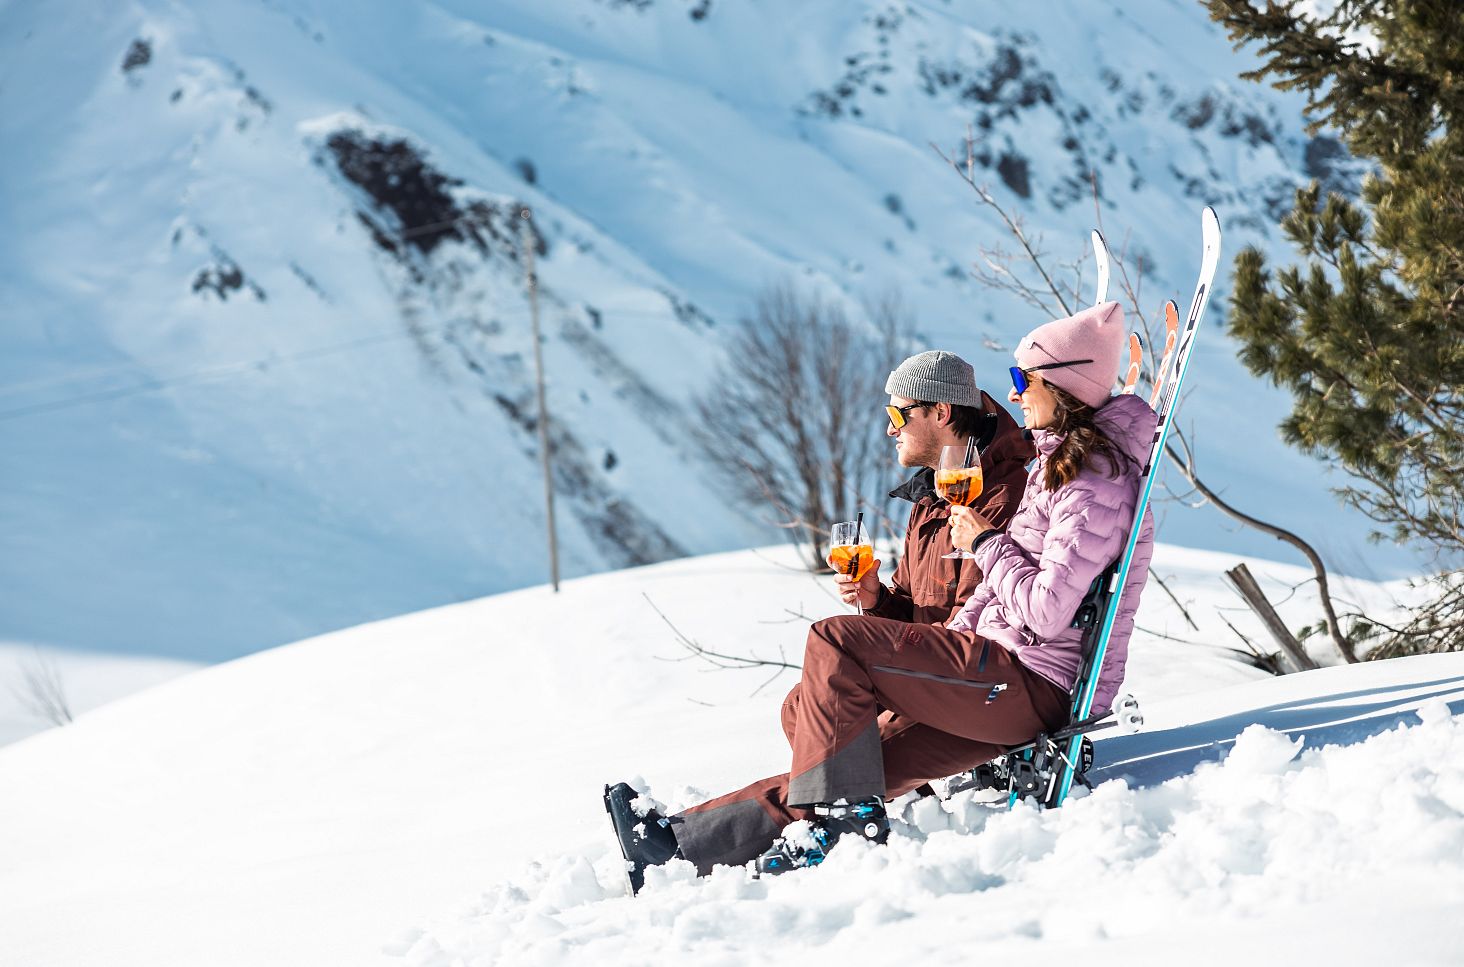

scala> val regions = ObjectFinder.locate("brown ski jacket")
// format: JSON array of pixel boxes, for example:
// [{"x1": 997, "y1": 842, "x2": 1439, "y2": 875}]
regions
[{"x1": 866, "y1": 393, "x2": 1034, "y2": 626}]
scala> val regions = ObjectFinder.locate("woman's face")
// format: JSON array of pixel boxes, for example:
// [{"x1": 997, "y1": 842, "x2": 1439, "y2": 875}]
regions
[{"x1": 1008, "y1": 374, "x2": 1058, "y2": 430}]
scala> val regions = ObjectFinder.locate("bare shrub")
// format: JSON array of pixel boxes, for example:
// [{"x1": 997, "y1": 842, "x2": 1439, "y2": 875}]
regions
[
  {"x1": 11, "y1": 647, "x2": 73, "y2": 728},
  {"x1": 695, "y1": 283, "x2": 910, "y2": 570}
]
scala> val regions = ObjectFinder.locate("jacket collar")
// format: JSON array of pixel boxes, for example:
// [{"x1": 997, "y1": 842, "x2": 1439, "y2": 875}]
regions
[{"x1": 889, "y1": 467, "x2": 935, "y2": 503}]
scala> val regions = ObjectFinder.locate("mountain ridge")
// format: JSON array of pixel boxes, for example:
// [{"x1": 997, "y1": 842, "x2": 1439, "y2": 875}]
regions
[{"x1": 0, "y1": 0, "x2": 1406, "y2": 663}]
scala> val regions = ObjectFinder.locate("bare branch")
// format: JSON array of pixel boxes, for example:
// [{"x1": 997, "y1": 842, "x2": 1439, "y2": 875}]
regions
[
  {"x1": 1151, "y1": 570, "x2": 1202, "y2": 632},
  {"x1": 932, "y1": 141, "x2": 1073, "y2": 316},
  {"x1": 642, "y1": 593, "x2": 802, "y2": 672},
  {"x1": 756, "y1": 607, "x2": 821, "y2": 625},
  {"x1": 10, "y1": 647, "x2": 73, "y2": 727},
  {"x1": 1216, "y1": 612, "x2": 1286, "y2": 675},
  {"x1": 1163, "y1": 437, "x2": 1359, "y2": 663}
]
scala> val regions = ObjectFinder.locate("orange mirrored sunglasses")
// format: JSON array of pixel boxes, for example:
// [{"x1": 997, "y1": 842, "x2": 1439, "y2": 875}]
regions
[{"x1": 885, "y1": 402, "x2": 928, "y2": 429}]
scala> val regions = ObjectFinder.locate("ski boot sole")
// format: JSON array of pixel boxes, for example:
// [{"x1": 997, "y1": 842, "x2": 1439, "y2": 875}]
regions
[{"x1": 603, "y1": 782, "x2": 643, "y2": 897}]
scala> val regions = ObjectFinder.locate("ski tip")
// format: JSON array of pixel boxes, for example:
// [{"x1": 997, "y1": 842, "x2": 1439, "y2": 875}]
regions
[
  {"x1": 1202, "y1": 205, "x2": 1222, "y2": 244},
  {"x1": 1121, "y1": 332, "x2": 1143, "y2": 395},
  {"x1": 1092, "y1": 228, "x2": 1111, "y2": 307},
  {"x1": 1199, "y1": 206, "x2": 1223, "y2": 271}
]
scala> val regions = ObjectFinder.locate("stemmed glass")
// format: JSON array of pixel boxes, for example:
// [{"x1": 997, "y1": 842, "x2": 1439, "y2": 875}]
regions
[
  {"x1": 935, "y1": 441, "x2": 984, "y2": 560},
  {"x1": 828, "y1": 518, "x2": 873, "y2": 615}
]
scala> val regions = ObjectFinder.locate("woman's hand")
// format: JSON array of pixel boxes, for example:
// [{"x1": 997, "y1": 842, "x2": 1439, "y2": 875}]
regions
[{"x1": 948, "y1": 505, "x2": 995, "y2": 553}]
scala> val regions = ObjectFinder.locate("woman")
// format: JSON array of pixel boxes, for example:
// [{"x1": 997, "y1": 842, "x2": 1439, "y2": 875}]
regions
[
  {"x1": 605, "y1": 301, "x2": 1156, "y2": 893},
  {"x1": 944, "y1": 299, "x2": 1156, "y2": 720}
]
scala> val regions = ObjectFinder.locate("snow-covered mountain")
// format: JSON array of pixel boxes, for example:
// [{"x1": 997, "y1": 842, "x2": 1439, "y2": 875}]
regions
[
  {"x1": 1, "y1": 544, "x2": 1459, "y2": 967},
  {"x1": 0, "y1": 0, "x2": 1395, "y2": 664}
]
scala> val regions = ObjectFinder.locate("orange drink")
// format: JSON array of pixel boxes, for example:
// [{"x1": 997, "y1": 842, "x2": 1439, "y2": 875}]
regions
[
  {"x1": 935, "y1": 465, "x2": 984, "y2": 506},
  {"x1": 828, "y1": 543, "x2": 874, "y2": 581}
]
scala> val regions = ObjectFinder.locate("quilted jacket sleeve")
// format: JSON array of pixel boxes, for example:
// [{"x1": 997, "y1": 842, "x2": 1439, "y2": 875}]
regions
[{"x1": 971, "y1": 477, "x2": 1127, "y2": 641}]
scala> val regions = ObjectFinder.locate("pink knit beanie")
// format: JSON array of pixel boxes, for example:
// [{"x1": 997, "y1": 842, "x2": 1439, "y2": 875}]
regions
[{"x1": 1013, "y1": 301, "x2": 1127, "y2": 408}]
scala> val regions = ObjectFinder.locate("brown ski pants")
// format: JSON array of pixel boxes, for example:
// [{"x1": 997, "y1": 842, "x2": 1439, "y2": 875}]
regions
[{"x1": 672, "y1": 614, "x2": 1070, "y2": 874}]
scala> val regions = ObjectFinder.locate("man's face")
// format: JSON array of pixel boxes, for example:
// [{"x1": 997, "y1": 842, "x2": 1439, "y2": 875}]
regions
[{"x1": 887, "y1": 395, "x2": 941, "y2": 468}]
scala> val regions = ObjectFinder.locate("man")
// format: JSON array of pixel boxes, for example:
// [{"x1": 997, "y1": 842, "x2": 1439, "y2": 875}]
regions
[
  {"x1": 836, "y1": 350, "x2": 1034, "y2": 624},
  {"x1": 779, "y1": 348, "x2": 1032, "y2": 803}
]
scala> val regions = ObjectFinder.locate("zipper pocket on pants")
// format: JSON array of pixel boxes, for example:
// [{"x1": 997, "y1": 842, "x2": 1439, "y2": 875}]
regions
[{"x1": 871, "y1": 665, "x2": 1008, "y2": 703}]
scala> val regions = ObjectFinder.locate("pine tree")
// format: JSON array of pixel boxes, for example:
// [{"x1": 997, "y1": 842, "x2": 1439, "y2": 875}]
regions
[{"x1": 1206, "y1": 0, "x2": 1464, "y2": 655}]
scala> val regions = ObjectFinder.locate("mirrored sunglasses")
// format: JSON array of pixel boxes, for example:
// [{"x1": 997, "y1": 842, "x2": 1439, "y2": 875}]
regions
[
  {"x1": 1009, "y1": 358, "x2": 1094, "y2": 396},
  {"x1": 885, "y1": 402, "x2": 927, "y2": 429}
]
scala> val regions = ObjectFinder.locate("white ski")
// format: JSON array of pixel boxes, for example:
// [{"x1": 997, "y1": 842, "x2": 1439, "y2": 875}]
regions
[{"x1": 1092, "y1": 228, "x2": 1110, "y2": 305}]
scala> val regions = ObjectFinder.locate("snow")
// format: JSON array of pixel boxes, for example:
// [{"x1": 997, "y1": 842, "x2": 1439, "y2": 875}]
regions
[
  {"x1": 0, "y1": 543, "x2": 1460, "y2": 967},
  {"x1": 3, "y1": 2, "x2": 1456, "y2": 961},
  {"x1": 422, "y1": 705, "x2": 1464, "y2": 967}
]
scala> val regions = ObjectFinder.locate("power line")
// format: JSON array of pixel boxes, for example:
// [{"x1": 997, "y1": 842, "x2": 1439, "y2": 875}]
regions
[
  {"x1": 0, "y1": 320, "x2": 519, "y2": 423},
  {"x1": 0, "y1": 295, "x2": 683, "y2": 424},
  {"x1": 1, "y1": 304, "x2": 566, "y2": 405}
]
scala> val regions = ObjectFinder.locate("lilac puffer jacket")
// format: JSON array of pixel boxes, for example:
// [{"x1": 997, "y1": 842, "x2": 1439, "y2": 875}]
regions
[{"x1": 947, "y1": 392, "x2": 1156, "y2": 713}]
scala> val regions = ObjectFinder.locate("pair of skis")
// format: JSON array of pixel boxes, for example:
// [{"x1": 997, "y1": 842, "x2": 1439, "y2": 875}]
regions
[
  {"x1": 1056, "y1": 208, "x2": 1223, "y2": 805},
  {"x1": 1092, "y1": 229, "x2": 1180, "y2": 405},
  {"x1": 1123, "y1": 302, "x2": 1180, "y2": 405},
  {"x1": 942, "y1": 208, "x2": 1223, "y2": 809}
]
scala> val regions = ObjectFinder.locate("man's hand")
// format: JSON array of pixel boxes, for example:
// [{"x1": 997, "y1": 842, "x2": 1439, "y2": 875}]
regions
[
  {"x1": 833, "y1": 559, "x2": 882, "y2": 609},
  {"x1": 948, "y1": 505, "x2": 995, "y2": 554}
]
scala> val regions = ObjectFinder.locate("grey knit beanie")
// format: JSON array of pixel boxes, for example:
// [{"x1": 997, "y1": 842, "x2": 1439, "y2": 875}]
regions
[{"x1": 884, "y1": 350, "x2": 981, "y2": 407}]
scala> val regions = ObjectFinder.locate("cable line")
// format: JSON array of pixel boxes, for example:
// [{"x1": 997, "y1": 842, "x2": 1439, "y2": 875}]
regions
[{"x1": 0, "y1": 325, "x2": 455, "y2": 422}]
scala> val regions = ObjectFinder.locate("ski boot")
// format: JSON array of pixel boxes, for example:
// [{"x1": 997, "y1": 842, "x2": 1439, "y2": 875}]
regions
[
  {"x1": 753, "y1": 797, "x2": 889, "y2": 877},
  {"x1": 603, "y1": 782, "x2": 682, "y2": 896}
]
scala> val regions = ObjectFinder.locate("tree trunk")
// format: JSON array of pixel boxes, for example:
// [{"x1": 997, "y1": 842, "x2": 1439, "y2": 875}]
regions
[{"x1": 1224, "y1": 563, "x2": 1321, "y2": 673}]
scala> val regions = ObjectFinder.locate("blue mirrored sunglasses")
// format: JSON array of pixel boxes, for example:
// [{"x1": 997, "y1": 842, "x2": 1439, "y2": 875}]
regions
[{"x1": 1009, "y1": 358, "x2": 1094, "y2": 396}]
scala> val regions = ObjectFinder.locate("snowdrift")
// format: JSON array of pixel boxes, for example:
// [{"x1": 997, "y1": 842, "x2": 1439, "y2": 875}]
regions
[{"x1": 0, "y1": 545, "x2": 1458, "y2": 966}]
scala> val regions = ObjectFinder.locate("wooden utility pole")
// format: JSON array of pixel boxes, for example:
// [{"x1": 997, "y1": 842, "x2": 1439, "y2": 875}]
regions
[
  {"x1": 521, "y1": 208, "x2": 559, "y2": 592},
  {"x1": 1223, "y1": 563, "x2": 1318, "y2": 673}
]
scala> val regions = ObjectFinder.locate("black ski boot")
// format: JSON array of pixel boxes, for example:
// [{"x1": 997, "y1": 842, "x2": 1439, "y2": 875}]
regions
[
  {"x1": 603, "y1": 782, "x2": 682, "y2": 896},
  {"x1": 753, "y1": 797, "x2": 889, "y2": 877}
]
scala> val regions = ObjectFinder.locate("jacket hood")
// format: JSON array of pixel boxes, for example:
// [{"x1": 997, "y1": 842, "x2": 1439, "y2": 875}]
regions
[
  {"x1": 1031, "y1": 392, "x2": 1157, "y2": 466},
  {"x1": 1094, "y1": 392, "x2": 1159, "y2": 464}
]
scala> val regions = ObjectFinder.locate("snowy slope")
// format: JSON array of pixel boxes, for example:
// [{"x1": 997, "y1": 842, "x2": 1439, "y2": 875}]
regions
[
  {"x1": 0, "y1": 0, "x2": 1402, "y2": 668},
  {"x1": 0, "y1": 544, "x2": 1458, "y2": 967}
]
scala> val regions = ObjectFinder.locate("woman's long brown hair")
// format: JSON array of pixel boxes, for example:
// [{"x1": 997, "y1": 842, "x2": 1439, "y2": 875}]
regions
[{"x1": 1040, "y1": 382, "x2": 1130, "y2": 491}]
